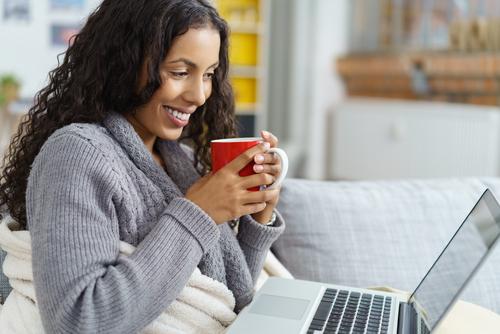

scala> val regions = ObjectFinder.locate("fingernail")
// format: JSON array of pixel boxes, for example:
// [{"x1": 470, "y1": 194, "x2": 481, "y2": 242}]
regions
[
  {"x1": 262, "y1": 142, "x2": 271, "y2": 150},
  {"x1": 255, "y1": 154, "x2": 264, "y2": 163},
  {"x1": 254, "y1": 165, "x2": 264, "y2": 172},
  {"x1": 262, "y1": 130, "x2": 270, "y2": 138}
]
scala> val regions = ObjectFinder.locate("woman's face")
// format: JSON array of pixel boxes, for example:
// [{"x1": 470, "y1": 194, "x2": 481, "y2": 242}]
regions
[{"x1": 129, "y1": 27, "x2": 221, "y2": 143}]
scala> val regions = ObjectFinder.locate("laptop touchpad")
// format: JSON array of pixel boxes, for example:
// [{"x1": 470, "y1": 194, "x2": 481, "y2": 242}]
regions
[{"x1": 249, "y1": 294, "x2": 310, "y2": 320}]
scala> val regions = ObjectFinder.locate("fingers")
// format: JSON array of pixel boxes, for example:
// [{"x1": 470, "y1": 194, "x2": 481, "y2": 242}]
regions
[
  {"x1": 261, "y1": 130, "x2": 279, "y2": 148},
  {"x1": 242, "y1": 202, "x2": 268, "y2": 216},
  {"x1": 240, "y1": 189, "x2": 280, "y2": 216},
  {"x1": 253, "y1": 162, "x2": 281, "y2": 175},
  {"x1": 254, "y1": 152, "x2": 278, "y2": 165},
  {"x1": 225, "y1": 142, "x2": 270, "y2": 173},
  {"x1": 240, "y1": 172, "x2": 275, "y2": 189},
  {"x1": 255, "y1": 131, "x2": 281, "y2": 174},
  {"x1": 243, "y1": 188, "x2": 280, "y2": 204}
]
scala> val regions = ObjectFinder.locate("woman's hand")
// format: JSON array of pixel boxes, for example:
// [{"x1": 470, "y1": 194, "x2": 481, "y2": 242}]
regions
[
  {"x1": 185, "y1": 141, "x2": 280, "y2": 225},
  {"x1": 251, "y1": 131, "x2": 282, "y2": 224}
]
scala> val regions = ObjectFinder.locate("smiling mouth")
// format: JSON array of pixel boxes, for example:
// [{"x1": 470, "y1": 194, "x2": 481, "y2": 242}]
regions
[{"x1": 164, "y1": 105, "x2": 191, "y2": 121}]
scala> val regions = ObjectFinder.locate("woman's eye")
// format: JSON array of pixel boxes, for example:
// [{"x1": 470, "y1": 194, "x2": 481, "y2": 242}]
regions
[
  {"x1": 170, "y1": 71, "x2": 188, "y2": 78},
  {"x1": 204, "y1": 72, "x2": 215, "y2": 80}
]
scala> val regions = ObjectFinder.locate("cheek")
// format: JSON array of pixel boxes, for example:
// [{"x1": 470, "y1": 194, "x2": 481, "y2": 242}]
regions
[
  {"x1": 205, "y1": 82, "x2": 213, "y2": 98},
  {"x1": 159, "y1": 79, "x2": 176, "y2": 97}
]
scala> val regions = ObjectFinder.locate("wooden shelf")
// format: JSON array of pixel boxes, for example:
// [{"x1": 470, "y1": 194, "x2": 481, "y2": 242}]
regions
[
  {"x1": 230, "y1": 65, "x2": 261, "y2": 78},
  {"x1": 337, "y1": 52, "x2": 500, "y2": 106},
  {"x1": 427, "y1": 74, "x2": 499, "y2": 79}
]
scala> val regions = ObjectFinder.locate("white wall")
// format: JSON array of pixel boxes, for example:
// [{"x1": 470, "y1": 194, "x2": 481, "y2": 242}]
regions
[
  {"x1": 265, "y1": 0, "x2": 348, "y2": 180},
  {"x1": 0, "y1": 0, "x2": 100, "y2": 98},
  {"x1": 303, "y1": 0, "x2": 348, "y2": 180}
]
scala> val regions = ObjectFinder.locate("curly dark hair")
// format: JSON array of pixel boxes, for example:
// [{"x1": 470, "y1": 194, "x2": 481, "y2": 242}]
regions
[{"x1": 0, "y1": 0, "x2": 237, "y2": 228}]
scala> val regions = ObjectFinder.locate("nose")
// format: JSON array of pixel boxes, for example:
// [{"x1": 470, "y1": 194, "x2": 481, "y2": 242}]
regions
[{"x1": 184, "y1": 77, "x2": 207, "y2": 107}]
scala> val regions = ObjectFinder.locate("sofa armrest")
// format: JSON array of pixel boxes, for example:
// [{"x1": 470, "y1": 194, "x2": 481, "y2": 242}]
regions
[{"x1": 0, "y1": 248, "x2": 10, "y2": 304}]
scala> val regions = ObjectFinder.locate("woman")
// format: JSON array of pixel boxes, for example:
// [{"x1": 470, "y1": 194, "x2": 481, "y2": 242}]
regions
[{"x1": 0, "y1": 0, "x2": 284, "y2": 332}]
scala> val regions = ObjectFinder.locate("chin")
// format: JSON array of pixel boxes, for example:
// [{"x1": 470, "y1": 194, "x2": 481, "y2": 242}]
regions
[{"x1": 158, "y1": 128, "x2": 183, "y2": 141}]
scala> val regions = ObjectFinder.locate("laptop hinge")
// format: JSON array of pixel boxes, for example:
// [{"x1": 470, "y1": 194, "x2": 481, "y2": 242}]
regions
[{"x1": 397, "y1": 302, "x2": 418, "y2": 334}]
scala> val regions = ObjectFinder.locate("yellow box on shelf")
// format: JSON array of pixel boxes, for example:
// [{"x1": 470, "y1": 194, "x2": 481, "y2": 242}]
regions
[
  {"x1": 215, "y1": 0, "x2": 260, "y2": 24},
  {"x1": 231, "y1": 77, "x2": 256, "y2": 105},
  {"x1": 230, "y1": 33, "x2": 258, "y2": 66},
  {"x1": 235, "y1": 102, "x2": 257, "y2": 115}
]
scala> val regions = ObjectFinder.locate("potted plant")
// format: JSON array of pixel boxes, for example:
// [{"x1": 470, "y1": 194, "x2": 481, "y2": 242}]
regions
[{"x1": 0, "y1": 74, "x2": 21, "y2": 108}]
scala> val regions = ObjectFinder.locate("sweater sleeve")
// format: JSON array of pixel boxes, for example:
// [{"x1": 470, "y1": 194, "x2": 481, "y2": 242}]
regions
[
  {"x1": 237, "y1": 211, "x2": 285, "y2": 282},
  {"x1": 26, "y1": 133, "x2": 219, "y2": 334}
]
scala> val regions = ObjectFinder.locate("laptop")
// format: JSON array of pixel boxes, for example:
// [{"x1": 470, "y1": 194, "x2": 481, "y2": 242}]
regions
[{"x1": 228, "y1": 189, "x2": 500, "y2": 334}]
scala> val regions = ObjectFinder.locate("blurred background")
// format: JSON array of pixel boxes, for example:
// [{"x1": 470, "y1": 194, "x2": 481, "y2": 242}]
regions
[{"x1": 2, "y1": 0, "x2": 500, "y2": 181}]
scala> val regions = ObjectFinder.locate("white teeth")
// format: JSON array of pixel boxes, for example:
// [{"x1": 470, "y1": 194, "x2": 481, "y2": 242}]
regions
[{"x1": 165, "y1": 106, "x2": 190, "y2": 121}]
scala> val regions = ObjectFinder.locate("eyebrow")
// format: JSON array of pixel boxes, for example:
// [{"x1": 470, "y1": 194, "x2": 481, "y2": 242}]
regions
[{"x1": 167, "y1": 58, "x2": 219, "y2": 69}]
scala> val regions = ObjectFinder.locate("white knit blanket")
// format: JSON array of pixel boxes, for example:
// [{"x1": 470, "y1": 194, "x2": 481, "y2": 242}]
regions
[{"x1": 0, "y1": 216, "x2": 292, "y2": 334}]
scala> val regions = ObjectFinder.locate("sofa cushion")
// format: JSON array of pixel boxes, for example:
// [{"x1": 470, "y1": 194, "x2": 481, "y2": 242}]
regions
[{"x1": 274, "y1": 178, "x2": 500, "y2": 314}]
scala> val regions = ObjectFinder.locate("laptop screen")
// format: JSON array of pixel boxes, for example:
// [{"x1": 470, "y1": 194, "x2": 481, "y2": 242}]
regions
[{"x1": 408, "y1": 189, "x2": 500, "y2": 330}]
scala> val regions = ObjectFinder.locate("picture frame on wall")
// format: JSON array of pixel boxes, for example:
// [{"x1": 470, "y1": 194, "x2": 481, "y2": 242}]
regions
[
  {"x1": 50, "y1": 23, "x2": 81, "y2": 47},
  {"x1": 49, "y1": 0, "x2": 85, "y2": 10},
  {"x1": 3, "y1": 0, "x2": 30, "y2": 22}
]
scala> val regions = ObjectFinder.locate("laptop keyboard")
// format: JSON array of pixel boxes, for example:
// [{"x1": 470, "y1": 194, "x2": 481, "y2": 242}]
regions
[
  {"x1": 307, "y1": 288, "x2": 393, "y2": 334},
  {"x1": 420, "y1": 319, "x2": 430, "y2": 334}
]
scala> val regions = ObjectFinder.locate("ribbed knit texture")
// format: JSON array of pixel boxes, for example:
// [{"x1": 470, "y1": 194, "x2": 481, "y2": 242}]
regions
[{"x1": 25, "y1": 112, "x2": 284, "y2": 334}]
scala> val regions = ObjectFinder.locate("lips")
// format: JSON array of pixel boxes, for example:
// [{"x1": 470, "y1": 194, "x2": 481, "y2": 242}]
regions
[{"x1": 164, "y1": 105, "x2": 191, "y2": 128}]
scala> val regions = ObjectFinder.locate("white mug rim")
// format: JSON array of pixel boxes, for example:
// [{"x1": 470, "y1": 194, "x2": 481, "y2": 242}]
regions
[{"x1": 211, "y1": 137, "x2": 262, "y2": 143}]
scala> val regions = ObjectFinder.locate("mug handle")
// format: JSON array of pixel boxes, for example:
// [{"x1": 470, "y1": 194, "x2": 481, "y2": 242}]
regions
[{"x1": 265, "y1": 147, "x2": 289, "y2": 190}]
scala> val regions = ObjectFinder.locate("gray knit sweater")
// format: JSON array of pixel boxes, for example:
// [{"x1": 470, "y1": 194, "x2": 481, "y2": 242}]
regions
[{"x1": 26, "y1": 112, "x2": 285, "y2": 334}]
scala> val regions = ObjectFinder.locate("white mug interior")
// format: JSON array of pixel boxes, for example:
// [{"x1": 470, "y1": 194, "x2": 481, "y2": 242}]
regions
[{"x1": 211, "y1": 137, "x2": 262, "y2": 143}]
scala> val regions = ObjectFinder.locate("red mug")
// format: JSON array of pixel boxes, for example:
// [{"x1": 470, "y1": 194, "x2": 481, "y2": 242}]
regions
[{"x1": 210, "y1": 137, "x2": 289, "y2": 191}]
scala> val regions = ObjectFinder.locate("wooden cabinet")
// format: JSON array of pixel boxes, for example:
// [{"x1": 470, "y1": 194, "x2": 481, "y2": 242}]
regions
[{"x1": 329, "y1": 98, "x2": 500, "y2": 180}]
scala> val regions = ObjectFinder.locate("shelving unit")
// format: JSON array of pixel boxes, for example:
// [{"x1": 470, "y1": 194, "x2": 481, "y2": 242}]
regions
[
  {"x1": 341, "y1": 0, "x2": 500, "y2": 107},
  {"x1": 337, "y1": 52, "x2": 500, "y2": 106},
  {"x1": 214, "y1": 0, "x2": 269, "y2": 137}
]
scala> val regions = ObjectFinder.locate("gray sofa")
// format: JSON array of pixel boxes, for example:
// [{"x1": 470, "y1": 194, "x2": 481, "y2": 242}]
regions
[
  {"x1": 274, "y1": 177, "x2": 500, "y2": 315},
  {"x1": 1, "y1": 177, "x2": 499, "y2": 316}
]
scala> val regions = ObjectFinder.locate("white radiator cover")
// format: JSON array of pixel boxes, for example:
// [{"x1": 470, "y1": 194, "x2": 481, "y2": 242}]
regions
[{"x1": 330, "y1": 98, "x2": 500, "y2": 180}]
